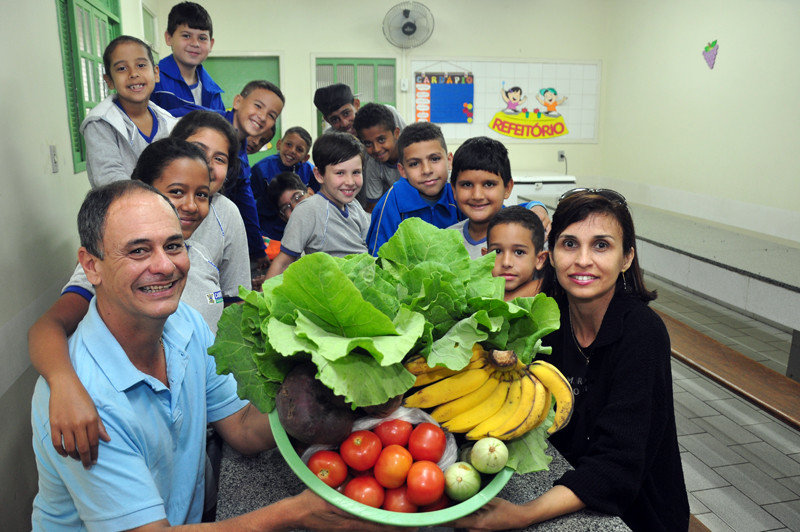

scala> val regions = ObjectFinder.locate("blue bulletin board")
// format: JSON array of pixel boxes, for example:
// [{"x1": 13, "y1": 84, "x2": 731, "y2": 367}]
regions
[{"x1": 414, "y1": 71, "x2": 474, "y2": 123}]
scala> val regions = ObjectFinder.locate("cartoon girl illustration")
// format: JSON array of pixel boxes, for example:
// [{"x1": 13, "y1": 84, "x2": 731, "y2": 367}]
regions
[
  {"x1": 536, "y1": 88, "x2": 567, "y2": 117},
  {"x1": 501, "y1": 81, "x2": 527, "y2": 114}
]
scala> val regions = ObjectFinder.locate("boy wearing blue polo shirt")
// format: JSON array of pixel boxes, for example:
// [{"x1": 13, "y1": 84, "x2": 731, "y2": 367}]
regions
[
  {"x1": 151, "y1": 2, "x2": 224, "y2": 117},
  {"x1": 366, "y1": 122, "x2": 461, "y2": 256}
]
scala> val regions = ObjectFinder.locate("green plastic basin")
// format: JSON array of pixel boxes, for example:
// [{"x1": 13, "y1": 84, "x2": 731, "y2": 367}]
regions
[{"x1": 268, "y1": 409, "x2": 514, "y2": 526}]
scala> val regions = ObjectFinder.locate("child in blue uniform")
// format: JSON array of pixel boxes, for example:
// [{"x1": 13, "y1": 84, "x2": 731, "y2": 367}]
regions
[
  {"x1": 222, "y1": 80, "x2": 285, "y2": 266},
  {"x1": 150, "y1": 2, "x2": 224, "y2": 116},
  {"x1": 251, "y1": 126, "x2": 318, "y2": 240},
  {"x1": 366, "y1": 122, "x2": 461, "y2": 256}
]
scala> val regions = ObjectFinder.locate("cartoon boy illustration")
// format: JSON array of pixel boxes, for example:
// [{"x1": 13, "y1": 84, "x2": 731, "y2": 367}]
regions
[
  {"x1": 536, "y1": 88, "x2": 567, "y2": 116},
  {"x1": 501, "y1": 81, "x2": 527, "y2": 114}
]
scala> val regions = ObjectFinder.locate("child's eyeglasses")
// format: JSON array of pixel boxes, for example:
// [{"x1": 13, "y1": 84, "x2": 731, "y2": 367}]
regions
[
  {"x1": 279, "y1": 191, "x2": 308, "y2": 217},
  {"x1": 558, "y1": 188, "x2": 627, "y2": 205}
]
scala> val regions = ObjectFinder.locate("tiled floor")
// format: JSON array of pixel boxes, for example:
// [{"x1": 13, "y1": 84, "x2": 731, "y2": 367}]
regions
[{"x1": 646, "y1": 274, "x2": 800, "y2": 531}]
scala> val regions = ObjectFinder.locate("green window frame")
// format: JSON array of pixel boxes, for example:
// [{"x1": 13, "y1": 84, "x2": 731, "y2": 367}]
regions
[
  {"x1": 56, "y1": 0, "x2": 121, "y2": 173},
  {"x1": 315, "y1": 58, "x2": 397, "y2": 136}
]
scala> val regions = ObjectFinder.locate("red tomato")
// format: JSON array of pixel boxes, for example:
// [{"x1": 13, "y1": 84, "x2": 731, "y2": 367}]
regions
[
  {"x1": 420, "y1": 492, "x2": 452, "y2": 512},
  {"x1": 373, "y1": 444, "x2": 413, "y2": 489},
  {"x1": 344, "y1": 475, "x2": 385, "y2": 508},
  {"x1": 382, "y1": 485, "x2": 419, "y2": 513},
  {"x1": 340, "y1": 430, "x2": 382, "y2": 471},
  {"x1": 307, "y1": 450, "x2": 347, "y2": 488},
  {"x1": 405, "y1": 460, "x2": 445, "y2": 506},
  {"x1": 408, "y1": 422, "x2": 447, "y2": 462},
  {"x1": 373, "y1": 419, "x2": 413, "y2": 447}
]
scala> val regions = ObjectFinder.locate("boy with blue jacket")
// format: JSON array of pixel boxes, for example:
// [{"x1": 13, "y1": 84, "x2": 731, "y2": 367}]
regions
[
  {"x1": 151, "y1": 2, "x2": 224, "y2": 117},
  {"x1": 366, "y1": 122, "x2": 461, "y2": 256}
]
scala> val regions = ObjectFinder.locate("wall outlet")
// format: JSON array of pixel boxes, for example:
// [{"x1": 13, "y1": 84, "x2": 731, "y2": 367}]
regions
[{"x1": 557, "y1": 150, "x2": 565, "y2": 162}]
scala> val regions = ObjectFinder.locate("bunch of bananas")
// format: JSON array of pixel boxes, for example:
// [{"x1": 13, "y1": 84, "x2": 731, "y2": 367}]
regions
[{"x1": 403, "y1": 345, "x2": 573, "y2": 441}]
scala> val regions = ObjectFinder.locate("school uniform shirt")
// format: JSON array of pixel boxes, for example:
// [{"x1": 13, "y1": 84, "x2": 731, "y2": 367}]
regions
[
  {"x1": 80, "y1": 94, "x2": 177, "y2": 187},
  {"x1": 364, "y1": 156, "x2": 401, "y2": 203},
  {"x1": 366, "y1": 178, "x2": 462, "y2": 256},
  {"x1": 448, "y1": 219, "x2": 485, "y2": 259},
  {"x1": 448, "y1": 202, "x2": 546, "y2": 260},
  {"x1": 150, "y1": 54, "x2": 225, "y2": 117},
  {"x1": 192, "y1": 193, "x2": 252, "y2": 302},
  {"x1": 280, "y1": 193, "x2": 369, "y2": 258}
]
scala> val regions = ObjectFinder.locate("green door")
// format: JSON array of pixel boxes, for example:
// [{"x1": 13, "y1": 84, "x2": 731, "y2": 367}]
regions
[{"x1": 203, "y1": 56, "x2": 280, "y2": 163}]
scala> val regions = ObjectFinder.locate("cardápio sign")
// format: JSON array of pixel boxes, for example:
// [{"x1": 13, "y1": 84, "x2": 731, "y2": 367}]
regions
[{"x1": 415, "y1": 72, "x2": 474, "y2": 123}]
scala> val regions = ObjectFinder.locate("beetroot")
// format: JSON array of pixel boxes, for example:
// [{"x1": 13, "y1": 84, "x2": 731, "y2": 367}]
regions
[
  {"x1": 276, "y1": 362, "x2": 356, "y2": 445},
  {"x1": 360, "y1": 394, "x2": 404, "y2": 418}
]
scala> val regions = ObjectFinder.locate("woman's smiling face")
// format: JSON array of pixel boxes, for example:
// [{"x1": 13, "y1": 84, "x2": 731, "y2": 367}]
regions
[{"x1": 550, "y1": 212, "x2": 634, "y2": 306}]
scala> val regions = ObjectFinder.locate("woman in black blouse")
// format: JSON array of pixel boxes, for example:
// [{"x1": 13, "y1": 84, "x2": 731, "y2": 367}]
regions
[{"x1": 455, "y1": 189, "x2": 689, "y2": 532}]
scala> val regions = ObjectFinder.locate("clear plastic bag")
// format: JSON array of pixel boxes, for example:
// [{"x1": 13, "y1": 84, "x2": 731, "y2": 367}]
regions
[{"x1": 300, "y1": 406, "x2": 458, "y2": 472}]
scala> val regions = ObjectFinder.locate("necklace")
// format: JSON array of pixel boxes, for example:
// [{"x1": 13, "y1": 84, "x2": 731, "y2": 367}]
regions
[{"x1": 568, "y1": 314, "x2": 590, "y2": 365}]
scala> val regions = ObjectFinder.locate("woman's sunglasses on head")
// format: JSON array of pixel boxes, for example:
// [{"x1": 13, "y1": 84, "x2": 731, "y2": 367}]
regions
[{"x1": 558, "y1": 188, "x2": 627, "y2": 205}]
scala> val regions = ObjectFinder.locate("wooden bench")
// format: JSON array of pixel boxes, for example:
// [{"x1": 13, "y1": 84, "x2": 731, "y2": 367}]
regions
[
  {"x1": 689, "y1": 514, "x2": 712, "y2": 532},
  {"x1": 657, "y1": 310, "x2": 800, "y2": 431}
]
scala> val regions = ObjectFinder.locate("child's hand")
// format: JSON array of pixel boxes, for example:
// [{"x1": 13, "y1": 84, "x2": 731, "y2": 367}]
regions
[
  {"x1": 530, "y1": 205, "x2": 552, "y2": 239},
  {"x1": 49, "y1": 376, "x2": 110, "y2": 469}
]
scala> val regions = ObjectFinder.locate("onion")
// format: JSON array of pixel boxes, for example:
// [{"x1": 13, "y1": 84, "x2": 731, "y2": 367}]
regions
[
  {"x1": 470, "y1": 437, "x2": 508, "y2": 474},
  {"x1": 444, "y1": 462, "x2": 482, "y2": 502}
]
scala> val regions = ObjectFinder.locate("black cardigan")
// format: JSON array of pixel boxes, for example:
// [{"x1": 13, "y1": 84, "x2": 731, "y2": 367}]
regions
[{"x1": 544, "y1": 294, "x2": 689, "y2": 532}]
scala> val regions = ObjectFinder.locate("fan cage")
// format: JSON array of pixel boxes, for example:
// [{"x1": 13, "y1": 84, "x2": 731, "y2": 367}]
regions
[{"x1": 382, "y1": 2, "x2": 434, "y2": 49}]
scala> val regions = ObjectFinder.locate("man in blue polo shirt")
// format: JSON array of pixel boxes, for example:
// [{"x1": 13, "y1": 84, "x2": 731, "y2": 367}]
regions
[{"x1": 30, "y1": 181, "x2": 399, "y2": 531}]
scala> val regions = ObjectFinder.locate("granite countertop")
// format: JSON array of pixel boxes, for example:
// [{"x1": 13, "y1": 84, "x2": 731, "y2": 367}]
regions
[{"x1": 216, "y1": 442, "x2": 630, "y2": 532}]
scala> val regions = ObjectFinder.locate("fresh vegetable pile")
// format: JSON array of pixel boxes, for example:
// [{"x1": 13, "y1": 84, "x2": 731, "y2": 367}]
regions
[{"x1": 209, "y1": 217, "x2": 562, "y2": 473}]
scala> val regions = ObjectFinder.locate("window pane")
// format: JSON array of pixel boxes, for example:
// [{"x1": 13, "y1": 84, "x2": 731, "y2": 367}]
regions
[
  {"x1": 81, "y1": 58, "x2": 90, "y2": 101},
  {"x1": 81, "y1": 8, "x2": 92, "y2": 53},
  {"x1": 377, "y1": 65, "x2": 395, "y2": 103},
  {"x1": 96, "y1": 18, "x2": 107, "y2": 56},
  {"x1": 87, "y1": 58, "x2": 97, "y2": 102},
  {"x1": 99, "y1": 63, "x2": 108, "y2": 100},
  {"x1": 76, "y1": 6, "x2": 86, "y2": 52},
  {"x1": 357, "y1": 65, "x2": 374, "y2": 104},
  {"x1": 336, "y1": 65, "x2": 354, "y2": 89},
  {"x1": 316, "y1": 64, "x2": 334, "y2": 89}
]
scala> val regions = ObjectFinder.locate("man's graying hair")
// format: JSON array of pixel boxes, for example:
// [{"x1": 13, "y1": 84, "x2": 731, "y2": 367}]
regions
[{"x1": 78, "y1": 180, "x2": 177, "y2": 258}]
